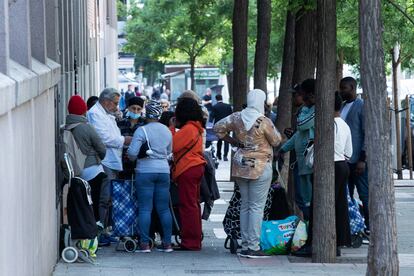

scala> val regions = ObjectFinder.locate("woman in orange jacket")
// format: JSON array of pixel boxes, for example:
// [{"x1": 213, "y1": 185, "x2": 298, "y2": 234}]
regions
[{"x1": 171, "y1": 98, "x2": 206, "y2": 250}]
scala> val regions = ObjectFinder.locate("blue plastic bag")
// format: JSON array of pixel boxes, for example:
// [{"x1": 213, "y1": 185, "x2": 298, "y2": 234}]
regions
[{"x1": 260, "y1": 216, "x2": 298, "y2": 255}]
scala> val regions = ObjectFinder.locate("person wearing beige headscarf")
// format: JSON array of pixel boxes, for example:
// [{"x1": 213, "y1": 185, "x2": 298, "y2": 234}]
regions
[{"x1": 214, "y1": 89, "x2": 282, "y2": 258}]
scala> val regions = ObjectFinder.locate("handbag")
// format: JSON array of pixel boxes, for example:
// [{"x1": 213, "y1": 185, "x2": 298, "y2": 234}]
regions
[{"x1": 304, "y1": 141, "x2": 314, "y2": 168}]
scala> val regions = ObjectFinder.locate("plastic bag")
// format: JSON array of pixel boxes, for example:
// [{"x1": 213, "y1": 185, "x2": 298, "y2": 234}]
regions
[
  {"x1": 260, "y1": 216, "x2": 298, "y2": 255},
  {"x1": 79, "y1": 237, "x2": 98, "y2": 258},
  {"x1": 291, "y1": 220, "x2": 308, "y2": 252}
]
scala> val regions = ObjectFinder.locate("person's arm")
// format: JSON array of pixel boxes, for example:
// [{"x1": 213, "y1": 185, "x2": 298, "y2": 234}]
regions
[
  {"x1": 89, "y1": 125, "x2": 107, "y2": 160},
  {"x1": 88, "y1": 111, "x2": 125, "y2": 149},
  {"x1": 297, "y1": 108, "x2": 315, "y2": 132},
  {"x1": 280, "y1": 132, "x2": 297, "y2": 153},
  {"x1": 345, "y1": 126, "x2": 353, "y2": 160},
  {"x1": 263, "y1": 118, "x2": 282, "y2": 147},
  {"x1": 127, "y1": 128, "x2": 144, "y2": 161},
  {"x1": 213, "y1": 114, "x2": 234, "y2": 140}
]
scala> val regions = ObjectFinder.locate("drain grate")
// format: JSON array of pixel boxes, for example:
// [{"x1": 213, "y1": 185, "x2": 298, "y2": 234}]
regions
[{"x1": 185, "y1": 269, "x2": 252, "y2": 274}]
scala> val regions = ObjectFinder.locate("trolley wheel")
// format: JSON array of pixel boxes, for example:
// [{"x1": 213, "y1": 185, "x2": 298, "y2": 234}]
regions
[
  {"x1": 79, "y1": 249, "x2": 89, "y2": 258},
  {"x1": 351, "y1": 234, "x2": 363, "y2": 248},
  {"x1": 174, "y1": 235, "x2": 182, "y2": 246},
  {"x1": 124, "y1": 238, "x2": 137, "y2": 253},
  {"x1": 148, "y1": 238, "x2": 155, "y2": 249},
  {"x1": 61, "y1": 247, "x2": 78, "y2": 263}
]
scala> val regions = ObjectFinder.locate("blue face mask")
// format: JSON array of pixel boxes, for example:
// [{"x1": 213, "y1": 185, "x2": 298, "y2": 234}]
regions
[{"x1": 127, "y1": 111, "x2": 141, "y2": 120}]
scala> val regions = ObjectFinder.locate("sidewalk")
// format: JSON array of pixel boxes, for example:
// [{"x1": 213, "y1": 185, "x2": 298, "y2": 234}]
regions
[{"x1": 53, "y1": 159, "x2": 414, "y2": 276}]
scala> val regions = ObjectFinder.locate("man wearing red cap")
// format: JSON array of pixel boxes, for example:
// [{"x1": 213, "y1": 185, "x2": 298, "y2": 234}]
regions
[
  {"x1": 65, "y1": 95, "x2": 107, "y2": 226},
  {"x1": 87, "y1": 88, "x2": 132, "y2": 245}
]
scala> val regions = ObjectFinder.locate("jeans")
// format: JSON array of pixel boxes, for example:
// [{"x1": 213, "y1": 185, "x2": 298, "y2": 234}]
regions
[
  {"x1": 348, "y1": 163, "x2": 369, "y2": 229},
  {"x1": 237, "y1": 163, "x2": 272, "y2": 251},
  {"x1": 298, "y1": 174, "x2": 313, "y2": 220},
  {"x1": 101, "y1": 166, "x2": 118, "y2": 227},
  {"x1": 136, "y1": 173, "x2": 172, "y2": 245}
]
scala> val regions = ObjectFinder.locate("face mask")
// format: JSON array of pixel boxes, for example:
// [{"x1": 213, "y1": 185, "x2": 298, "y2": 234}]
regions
[{"x1": 127, "y1": 111, "x2": 141, "y2": 120}]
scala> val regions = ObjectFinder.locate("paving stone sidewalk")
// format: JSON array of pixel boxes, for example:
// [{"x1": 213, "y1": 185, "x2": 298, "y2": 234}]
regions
[{"x1": 54, "y1": 160, "x2": 414, "y2": 275}]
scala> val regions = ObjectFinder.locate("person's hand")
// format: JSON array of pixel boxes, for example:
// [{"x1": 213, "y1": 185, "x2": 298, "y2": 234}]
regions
[
  {"x1": 284, "y1": 128, "x2": 294, "y2": 139},
  {"x1": 124, "y1": 136, "x2": 132, "y2": 146},
  {"x1": 355, "y1": 161, "x2": 366, "y2": 175}
]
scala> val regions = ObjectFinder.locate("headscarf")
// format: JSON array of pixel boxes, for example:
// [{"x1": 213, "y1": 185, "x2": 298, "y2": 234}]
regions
[
  {"x1": 240, "y1": 89, "x2": 266, "y2": 131},
  {"x1": 145, "y1": 100, "x2": 163, "y2": 119}
]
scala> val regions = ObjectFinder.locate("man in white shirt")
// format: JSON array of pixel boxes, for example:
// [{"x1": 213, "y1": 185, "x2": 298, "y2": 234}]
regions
[{"x1": 87, "y1": 88, "x2": 132, "y2": 237}]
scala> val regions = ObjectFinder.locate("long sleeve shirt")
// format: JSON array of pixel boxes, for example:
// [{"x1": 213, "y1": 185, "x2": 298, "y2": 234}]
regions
[
  {"x1": 214, "y1": 112, "x2": 282, "y2": 180},
  {"x1": 127, "y1": 122, "x2": 172, "y2": 174},
  {"x1": 87, "y1": 102, "x2": 125, "y2": 171}
]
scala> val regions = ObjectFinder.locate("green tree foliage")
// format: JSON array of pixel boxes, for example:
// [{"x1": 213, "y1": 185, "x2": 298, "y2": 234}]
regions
[
  {"x1": 336, "y1": 0, "x2": 414, "y2": 69},
  {"x1": 124, "y1": 0, "x2": 231, "y2": 89}
]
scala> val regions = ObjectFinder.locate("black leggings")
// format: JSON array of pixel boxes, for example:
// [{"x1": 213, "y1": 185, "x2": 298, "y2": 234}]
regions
[
  {"x1": 88, "y1": 172, "x2": 106, "y2": 223},
  {"x1": 335, "y1": 161, "x2": 351, "y2": 246},
  {"x1": 306, "y1": 161, "x2": 351, "y2": 247}
]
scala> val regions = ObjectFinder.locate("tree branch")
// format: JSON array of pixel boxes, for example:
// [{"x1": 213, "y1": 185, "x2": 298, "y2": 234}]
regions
[
  {"x1": 194, "y1": 38, "x2": 210, "y2": 57},
  {"x1": 386, "y1": 0, "x2": 414, "y2": 26}
]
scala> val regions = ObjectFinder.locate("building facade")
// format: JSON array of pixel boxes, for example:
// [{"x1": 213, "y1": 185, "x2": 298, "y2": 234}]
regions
[{"x1": 0, "y1": 1, "x2": 118, "y2": 275}]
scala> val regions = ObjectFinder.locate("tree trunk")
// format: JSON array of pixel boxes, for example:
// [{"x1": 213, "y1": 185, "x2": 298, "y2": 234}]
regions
[
  {"x1": 275, "y1": 10, "x2": 296, "y2": 208},
  {"x1": 392, "y1": 45, "x2": 402, "y2": 179},
  {"x1": 359, "y1": 0, "x2": 399, "y2": 274},
  {"x1": 232, "y1": 0, "x2": 249, "y2": 112},
  {"x1": 227, "y1": 69, "x2": 234, "y2": 104},
  {"x1": 312, "y1": 0, "x2": 337, "y2": 263},
  {"x1": 253, "y1": 0, "x2": 271, "y2": 92},
  {"x1": 336, "y1": 49, "x2": 344, "y2": 87},
  {"x1": 286, "y1": 4, "x2": 317, "y2": 216},
  {"x1": 292, "y1": 7, "x2": 318, "y2": 85},
  {"x1": 275, "y1": 11, "x2": 296, "y2": 133},
  {"x1": 190, "y1": 56, "x2": 196, "y2": 91}
]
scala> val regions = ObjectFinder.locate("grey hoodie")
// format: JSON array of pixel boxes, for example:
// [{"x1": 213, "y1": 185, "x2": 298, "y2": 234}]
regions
[{"x1": 65, "y1": 114, "x2": 106, "y2": 168}]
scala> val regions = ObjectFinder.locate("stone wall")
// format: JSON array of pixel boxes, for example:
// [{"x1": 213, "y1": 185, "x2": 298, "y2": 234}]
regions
[{"x1": 0, "y1": 0, "x2": 118, "y2": 275}]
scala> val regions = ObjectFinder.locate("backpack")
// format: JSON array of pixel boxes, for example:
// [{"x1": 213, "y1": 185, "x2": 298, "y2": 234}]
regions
[{"x1": 63, "y1": 123, "x2": 87, "y2": 177}]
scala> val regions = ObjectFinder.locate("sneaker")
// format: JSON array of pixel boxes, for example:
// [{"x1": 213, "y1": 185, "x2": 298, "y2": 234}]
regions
[
  {"x1": 108, "y1": 235, "x2": 119, "y2": 244},
  {"x1": 156, "y1": 244, "x2": 173, "y2": 253},
  {"x1": 245, "y1": 249, "x2": 271, "y2": 259},
  {"x1": 96, "y1": 221, "x2": 104, "y2": 231},
  {"x1": 223, "y1": 156, "x2": 228, "y2": 161},
  {"x1": 136, "y1": 244, "x2": 151, "y2": 253},
  {"x1": 238, "y1": 250, "x2": 249, "y2": 258}
]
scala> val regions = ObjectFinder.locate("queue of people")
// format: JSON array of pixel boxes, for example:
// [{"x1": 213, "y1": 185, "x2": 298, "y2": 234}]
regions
[{"x1": 64, "y1": 77, "x2": 368, "y2": 257}]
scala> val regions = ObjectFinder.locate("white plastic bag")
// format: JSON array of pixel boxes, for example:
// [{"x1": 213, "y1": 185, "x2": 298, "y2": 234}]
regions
[{"x1": 291, "y1": 220, "x2": 308, "y2": 252}]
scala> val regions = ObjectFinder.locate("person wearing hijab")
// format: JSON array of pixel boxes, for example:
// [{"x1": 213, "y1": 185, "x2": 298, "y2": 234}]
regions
[
  {"x1": 127, "y1": 100, "x2": 173, "y2": 253},
  {"x1": 214, "y1": 89, "x2": 282, "y2": 258}
]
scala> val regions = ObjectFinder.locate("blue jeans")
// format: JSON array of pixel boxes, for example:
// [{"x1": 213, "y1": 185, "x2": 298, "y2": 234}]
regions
[
  {"x1": 136, "y1": 173, "x2": 172, "y2": 245},
  {"x1": 348, "y1": 163, "x2": 369, "y2": 229}
]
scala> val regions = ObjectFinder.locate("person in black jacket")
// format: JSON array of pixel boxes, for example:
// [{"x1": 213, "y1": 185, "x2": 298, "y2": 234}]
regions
[{"x1": 209, "y1": 94, "x2": 233, "y2": 161}]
